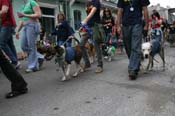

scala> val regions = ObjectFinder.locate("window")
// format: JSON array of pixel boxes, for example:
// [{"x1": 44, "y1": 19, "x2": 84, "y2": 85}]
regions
[
  {"x1": 74, "y1": 10, "x2": 81, "y2": 30},
  {"x1": 40, "y1": 7, "x2": 56, "y2": 43}
]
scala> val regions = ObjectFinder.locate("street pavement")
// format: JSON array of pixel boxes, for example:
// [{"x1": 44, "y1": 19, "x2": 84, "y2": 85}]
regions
[{"x1": 0, "y1": 45, "x2": 175, "y2": 116}]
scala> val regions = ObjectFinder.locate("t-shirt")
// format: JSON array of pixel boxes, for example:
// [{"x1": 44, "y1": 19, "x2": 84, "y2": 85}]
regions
[
  {"x1": 21, "y1": 0, "x2": 38, "y2": 21},
  {"x1": 149, "y1": 18, "x2": 163, "y2": 29},
  {"x1": 86, "y1": 0, "x2": 101, "y2": 27},
  {"x1": 102, "y1": 16, "x2": 115, "y2": 30},
  {"x1": 117, "y1": 0, "x2": 150, "y2": 26},
  {"x1": 0, "y1": 0, "x2": 16, "y2": 26}
]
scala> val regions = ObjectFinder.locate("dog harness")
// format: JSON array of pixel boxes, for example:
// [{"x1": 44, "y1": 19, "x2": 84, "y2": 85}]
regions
[
  {"x1": 150, "y1": 40, "x2": 161, "y2": 57},
  {"x1": 65, "y1": 47, "x2": 76, "y2": 64}
]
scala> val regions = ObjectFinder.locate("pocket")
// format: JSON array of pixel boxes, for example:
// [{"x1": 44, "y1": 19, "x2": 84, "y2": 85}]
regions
[
  {"x1": 93, "y1": 23, "x2": 105, "y2": 43},
  {"x1": 34, "y1": 23, "x2": 41, "y2": 34}
]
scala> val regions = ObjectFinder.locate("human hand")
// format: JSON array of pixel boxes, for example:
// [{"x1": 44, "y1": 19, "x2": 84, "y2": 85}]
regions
[
  {"x1": 117, "y1": 26, "x2": 122, "y2": 35},
  {"x1": 81, "y1": 20, "x2": 87, "y2": 25},
  {"x1": 15, "y1": 32, "x2": 20, "y2": 39},
  {"x1": 68, "y1": 35, "x2": 74, "y2": 39},
  {"x1": 17, "y1": 12, "x2": 25, "y2": 18}
]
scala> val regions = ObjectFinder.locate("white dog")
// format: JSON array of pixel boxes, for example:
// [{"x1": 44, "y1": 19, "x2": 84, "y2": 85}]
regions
[{"x1": 141, "y1": 39, "x2": 165, "y2": 70}]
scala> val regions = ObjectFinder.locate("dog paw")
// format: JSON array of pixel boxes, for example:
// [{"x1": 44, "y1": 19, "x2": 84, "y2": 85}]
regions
[
  {"x1": 72, "y1": 72, "x2": 78, "y2": 77},
  {"x1": 108, "y1": 58, "x2": 112, "y2": 62},
  {"x1": 61, "y1": 76, "x2": 67, "y2": 81},
  {"x1": 80, "y1": 68, "x2": 84, "y2": 72},
  {"x1": 90, "y1": 59, "x2": 94, "y2": 64}
]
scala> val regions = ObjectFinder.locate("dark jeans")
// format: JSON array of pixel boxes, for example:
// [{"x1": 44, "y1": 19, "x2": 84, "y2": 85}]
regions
[
  {"x1": 0, "y1": 26, "x2": 18, "y2": 65},
  {"x1": 122, "y1": 24, "x2": 142, "y2": 73},
  {"x1": 0, "y1": 49, "x2": 27, "y2": 92}
]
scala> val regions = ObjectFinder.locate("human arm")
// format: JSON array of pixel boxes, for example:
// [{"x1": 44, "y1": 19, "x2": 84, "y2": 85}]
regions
[
  {"x1": 18, "y1": 1, "x2": 41, "y2": 19},
  {"x1": 23, "y1": 6, "x2": 41, "y2": 19},
  {"x1": 116, "y1": 8, "x2": 123, "y2": 35},
  {"x1": 143, "y1": 6, "x2": 149, "y2": 31},
  {"x1": 81, "y1": 7, "x2": 97, "y2": 25},
  {"x1": 15, "y1": 21, "x2": 24, "y2": 39}
]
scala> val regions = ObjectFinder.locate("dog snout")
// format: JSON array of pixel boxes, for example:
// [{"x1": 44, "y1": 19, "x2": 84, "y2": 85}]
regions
[{"x1": 145, "y1": 54, "x2": 149, "y2": 59}]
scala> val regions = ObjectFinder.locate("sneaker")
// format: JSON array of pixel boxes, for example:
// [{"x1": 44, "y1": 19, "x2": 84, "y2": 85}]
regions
[
  {"x1": 95, "y1": 67, "x2": 103, "y2": 73},
  {"x1": 25, "y1": 68, "x2": 38, "y2": 73},
  {"x1": 12, "y1": 62, "x2": 21, "y2": 69},
  {"x1": 15, "y1": 62, "x2": 21, "y2": 69},
  {"x1": 38, "y1": 58, "x2": 44, "y2": 69},
  {"x1": 128, "y1": 72, "x2": 137, "y2": 80}
]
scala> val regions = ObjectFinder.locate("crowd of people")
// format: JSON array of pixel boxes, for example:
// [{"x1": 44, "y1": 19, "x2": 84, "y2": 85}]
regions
[{"x1": 0, "y1": 0, "x2": 174, "y2": 99}]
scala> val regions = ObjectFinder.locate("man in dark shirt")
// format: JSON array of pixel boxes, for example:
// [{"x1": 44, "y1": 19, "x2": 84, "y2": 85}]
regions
[
  {"x1": 80, "y1": 0, "x2": 105, "y2": 73},
  {"x1": 117, "y1": 0, "x2": 150, "y2": 80}
]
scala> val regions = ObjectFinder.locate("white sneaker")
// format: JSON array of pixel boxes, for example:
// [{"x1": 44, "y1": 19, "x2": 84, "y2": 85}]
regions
[{"x1": 13, "y1": 62, "x2": 21, "y2": 69}]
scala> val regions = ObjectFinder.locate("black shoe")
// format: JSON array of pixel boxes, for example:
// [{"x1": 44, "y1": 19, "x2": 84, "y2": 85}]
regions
[
  {"x1": 5, "y1": 88, "x2": 28, "y2": 99},
  {"x1": 129, "y1": 72, "x2": 137, "y2": 80}
]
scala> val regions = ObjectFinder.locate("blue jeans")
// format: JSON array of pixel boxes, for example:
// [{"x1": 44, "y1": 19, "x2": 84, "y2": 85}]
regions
[
  {"x1": 105, "y1": 32, "x2": 111, "y2": 46},
  {"x1": 21, "y1": 22, "x2": 40, "y2": 69},
  {"x1": 0, "y1": 26, "x2": 18, "y2": 65},
  {"x1": 122, "y1": 24, "x2": 142, "y2": 73}
]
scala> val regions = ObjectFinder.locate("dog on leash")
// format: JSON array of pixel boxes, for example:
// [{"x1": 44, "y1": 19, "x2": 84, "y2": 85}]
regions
[
  {"x1": 43, "y1": 38, "x2": 84, "y2": 81},
  {"x1": 102, "y1": 44, "x2": 116, "y2": 62},
  {"x1": 141, "y1": 39, "x2": 165, "y2": 70}
]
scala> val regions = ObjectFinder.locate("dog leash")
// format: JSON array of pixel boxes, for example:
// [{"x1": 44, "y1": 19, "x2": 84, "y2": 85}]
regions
[
  {"x1": 79, "y1": 23, "x2": 93, "y2": 36},
  {"x1": 153, "y1": 58, "x2": 159, "y2": 63},
  {"x1": 62, "y1": 37, "x2": 80, "y2": 46}
]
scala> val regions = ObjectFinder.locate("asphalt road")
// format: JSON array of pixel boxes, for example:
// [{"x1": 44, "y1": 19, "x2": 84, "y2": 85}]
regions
[{"x1": 0, "y1": 45, "x2": 175, "y2": 116}]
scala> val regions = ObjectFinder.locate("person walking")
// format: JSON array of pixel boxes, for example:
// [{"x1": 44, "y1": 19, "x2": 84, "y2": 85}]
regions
[
  {"x1": 102, "y1": 8, "x2": 115, "y2": 46},
  {"x1": 81, "y1": 0, "x2": 105, "y2": 73},
  {"x1": 51, "y1": 13, "x2": 74, "y2": 47},
  {"x1": 148, "y1": 10, "x2": 163, "y2": 42},
  {"x1": 15, "y1": 0, "x2": 44, "y2": 73},
  {"x1": 0, "y1": 0, "x2": 21, "y2": 69},
  {"x1": 117, "y1": 0, "x2": 150, "y2": 80}
]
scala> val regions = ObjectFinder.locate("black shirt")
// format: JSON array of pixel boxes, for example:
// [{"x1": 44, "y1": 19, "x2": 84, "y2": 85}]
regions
[
  {"x1": 52, "y1": 21, "x2": 74, "y2": 41},
  {"x1": 86, "y1": 0, "x2": 101, "y2": 27},
  {"x1": 117, "y1": 0, "x2": 150, "y2": 26},
  {"x1": 102, "y1": 16, "x2": 115, "y2": 31}
]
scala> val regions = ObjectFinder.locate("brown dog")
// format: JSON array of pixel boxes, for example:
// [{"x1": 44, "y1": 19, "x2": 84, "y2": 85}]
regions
[
  {"x1": 42, "y1": 38, "x2": 84, "y2": 81},
  {"x1": 85, "y1": 41, "x2": 96, "y2": 64}
]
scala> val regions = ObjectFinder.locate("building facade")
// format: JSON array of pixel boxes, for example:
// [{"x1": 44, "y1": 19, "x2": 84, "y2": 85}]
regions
[
  {"x1": 12, "y1": 0, "x2": 118, "y2": 52},
  {"x1": 148, "y1": 4, "x2": 175, "y2": 23}
]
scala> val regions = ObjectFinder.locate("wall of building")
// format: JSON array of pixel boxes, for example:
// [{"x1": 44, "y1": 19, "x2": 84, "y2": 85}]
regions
[{"x1": 69, "y1": 3, "x2": 87, "y2": 40}]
